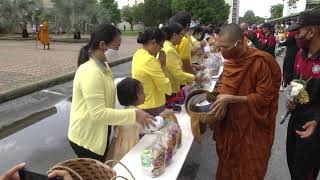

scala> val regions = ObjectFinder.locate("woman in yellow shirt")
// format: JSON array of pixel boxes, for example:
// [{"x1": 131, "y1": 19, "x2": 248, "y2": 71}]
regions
[
  {"x1": 190, "y1": 26, "x2": 204, "y2": 65},
  {"x1": 69, "y1": 24, "x2": 154, "y2": 162},
  {"x1": 161, "y1": 23, "x2": 203, "y2": 94},
  {"x1": 132, "y1": 28, "x2": 172, "y2": 116}
]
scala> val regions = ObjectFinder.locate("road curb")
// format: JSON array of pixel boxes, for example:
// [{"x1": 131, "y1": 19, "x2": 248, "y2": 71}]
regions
[
  {"x1": 0, "y1": 37, "x2": 90, "y2": 43},
  {"x1": 0, "y1": 56, "x2": 132, "y2": 104}
]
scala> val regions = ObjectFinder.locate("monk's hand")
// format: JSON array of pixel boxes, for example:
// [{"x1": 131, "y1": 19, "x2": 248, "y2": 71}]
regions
[
  {"x1": 296, "y1": 120, "x2": 317, "y2": 139},
  {"x1": 209, "y1": 94, "x2": 234, "y2": 120},
  {"x1": 286, "y1": 99, "x2": 296, "y2": 111}
]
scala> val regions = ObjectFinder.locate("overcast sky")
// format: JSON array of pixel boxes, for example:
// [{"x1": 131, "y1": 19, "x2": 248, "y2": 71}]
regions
[
  {"x1": 239, "y1": 0, "x2": 284, "y2": 17},
  {"x1": 116, "y1": 0, "x2": 285, "y2": 18}
]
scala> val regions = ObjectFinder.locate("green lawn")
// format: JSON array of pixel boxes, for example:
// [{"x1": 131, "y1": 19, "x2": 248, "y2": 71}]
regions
[{"x1": 121, "y1": 30, "x2": 140, "y2": 36}]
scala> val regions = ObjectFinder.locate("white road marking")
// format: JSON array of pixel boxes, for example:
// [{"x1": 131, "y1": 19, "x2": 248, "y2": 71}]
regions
[{"x1": 41, "y1": 90, "x2": 65, "y2": 96}]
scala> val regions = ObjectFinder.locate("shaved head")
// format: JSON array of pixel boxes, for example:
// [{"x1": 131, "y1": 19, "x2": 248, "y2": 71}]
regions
[
  {"x1": 219, "y1": 23, "x2": 244, "y2": 43},
  {"x1": 240, "y1": 22, "x2": 249, "y2": 31}
]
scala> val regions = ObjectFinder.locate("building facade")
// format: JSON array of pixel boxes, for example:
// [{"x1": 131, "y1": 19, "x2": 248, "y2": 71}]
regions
[{"x1": 225, "y1": 0, "x2": 240, "y2": 24}]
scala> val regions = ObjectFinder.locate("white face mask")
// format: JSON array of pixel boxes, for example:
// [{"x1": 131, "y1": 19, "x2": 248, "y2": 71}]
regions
[
  {"x1": 194, "y1": 34, "x2": 201, "y2": 40},
  {"x1": 104, "y1": 48, "x2": 119, "y2": 62}
]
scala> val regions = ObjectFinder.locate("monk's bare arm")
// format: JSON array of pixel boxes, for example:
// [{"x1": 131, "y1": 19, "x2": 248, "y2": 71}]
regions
[{"x1": 230, "y1": 95, "x2": 247, "y2": 103}]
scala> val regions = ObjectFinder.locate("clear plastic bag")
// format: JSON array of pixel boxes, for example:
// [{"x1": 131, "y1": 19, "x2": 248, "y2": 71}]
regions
[
  {"x1": 141, "y1": 138, "x2": 167, "y2": 177},
  {"x1": 160, "y1": 121, "x2": 182, "y2": 163}
]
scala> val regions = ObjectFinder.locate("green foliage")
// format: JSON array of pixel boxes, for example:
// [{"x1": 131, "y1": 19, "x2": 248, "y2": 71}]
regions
[
  {"x1": 52, "y1": 0, "x2": 107, "y2": 33},
  {"x1": 270, "y1": 4, "x2": 284, "y2": 19},
  {"x1": 288, "y1": 0, "x2": 299, "y2": 8},
  {"x1": 171, "y1": 0, "x2": 230, "y2": 24},
  {"x1": 100, "y1": 0, "x2": 121, "y2": 24},
  {"x1": 0, "y1": 0, "x2": 43, "y2": 33},
  {"x1": 142, "y1": 0, "x2": 172, "y2": 27},
  {"x1": 132, "y1": 3, "x2": 144, "y2": 24},
  {"x1": 121, "y1": 3, "x2": 145, "y2": 30},
  {"x1": 240, "y1": 10, "x2": 265, "y2": 25},
  {"x1": 121, "y1": 5, "x2": 134, "y2": 30}
]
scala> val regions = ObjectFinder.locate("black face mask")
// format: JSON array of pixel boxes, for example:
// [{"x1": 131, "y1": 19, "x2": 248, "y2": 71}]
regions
[{"x1": 295, "y1": 31, "x2": 311, "y2": 52}]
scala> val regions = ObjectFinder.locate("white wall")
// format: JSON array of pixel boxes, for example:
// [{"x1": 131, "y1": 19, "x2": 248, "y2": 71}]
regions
[{"x1": 117, "y1": 21, "x2": 145, "y2": 31}]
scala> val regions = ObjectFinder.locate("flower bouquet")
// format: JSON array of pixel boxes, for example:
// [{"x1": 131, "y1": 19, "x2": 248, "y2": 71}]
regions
[{"x1": 280, "y1": 77, "x2": 311, "y2": 124}]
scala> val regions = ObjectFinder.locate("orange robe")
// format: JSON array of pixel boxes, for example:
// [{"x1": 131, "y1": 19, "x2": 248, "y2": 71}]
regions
[
  {"x1": 213, "y1": 48, "x2": 281, "y2": 180},
  {"x1": 38, "y1": 21, "x2": 50, "y2": 45}
]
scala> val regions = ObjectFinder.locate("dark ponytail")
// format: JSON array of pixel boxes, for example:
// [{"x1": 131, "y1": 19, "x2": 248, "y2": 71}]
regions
[
  {"x1": 137, "y1": 28, "x2": 166, "y2": 45},
  {"x1": 161, "y1": 22, "x2": 183, "y2": 40},
  {"x1": 78, "y1": 33, "x2": 94, "y2": 67},
  {"x1": 77, "y1": 24, "x2": 121, "y2": 67}
]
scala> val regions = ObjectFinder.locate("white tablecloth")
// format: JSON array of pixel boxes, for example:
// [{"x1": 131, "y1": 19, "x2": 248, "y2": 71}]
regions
[{"x1": 113, "y1": 108, "x2": 194, "y2": 180}]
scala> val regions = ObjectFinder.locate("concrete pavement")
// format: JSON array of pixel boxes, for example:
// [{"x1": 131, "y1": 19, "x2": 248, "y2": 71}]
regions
[{"x1": 0, "y1": 37, "x2": 139, "y2": 94}]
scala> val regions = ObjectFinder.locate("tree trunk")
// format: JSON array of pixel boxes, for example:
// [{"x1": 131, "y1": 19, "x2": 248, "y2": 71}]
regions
[
  {"x1": 22, "y1": 28, "x2": 29, "y2": 38},
  {"x1": 130, "y1": 22, "x2": 133, "y2": 31},
  {"x1": 20, "y1": 23, "x2": 29, "y2": 38}
]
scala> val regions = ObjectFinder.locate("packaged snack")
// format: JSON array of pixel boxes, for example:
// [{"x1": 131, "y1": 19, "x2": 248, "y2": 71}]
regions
[
  {"x1": 160, "y1": 121, "x2": 182, "y2": 162},
  {"x1": 141, "y1": 140, "x2": 166, "y2": 177}
]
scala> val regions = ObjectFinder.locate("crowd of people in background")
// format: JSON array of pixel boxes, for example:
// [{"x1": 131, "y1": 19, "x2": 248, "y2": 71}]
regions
[{"x1": 2, "y1": 8, "x2": 320, "y2": 180}]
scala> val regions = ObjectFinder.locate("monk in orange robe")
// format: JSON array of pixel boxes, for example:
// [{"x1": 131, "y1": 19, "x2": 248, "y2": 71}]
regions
[
  {"x1": 38, "y1": 20, "x2": 50, "y2": 50},
  {"x1": 208, "y1": 23, "x2": 281, "y2": 180}
]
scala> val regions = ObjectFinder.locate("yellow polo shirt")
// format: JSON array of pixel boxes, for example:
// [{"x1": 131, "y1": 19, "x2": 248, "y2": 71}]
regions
[
  {"x1": 163, "y1": 41, "x2": 195, "y2": 93},
  {"x1": 176, "y1": 35, "x2": 192, "y2": 62},
  {"x1": 69, "y1": 57, "x2": 136, "y2": 155},
  {"x1": 132, "y1": 48, "x2": 172, "y2": 109}
]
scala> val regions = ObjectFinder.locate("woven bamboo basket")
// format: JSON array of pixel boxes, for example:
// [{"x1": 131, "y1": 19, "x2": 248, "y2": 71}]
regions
[{"x1": 48, "y1": 158, "x2": 135, "y2": 180}]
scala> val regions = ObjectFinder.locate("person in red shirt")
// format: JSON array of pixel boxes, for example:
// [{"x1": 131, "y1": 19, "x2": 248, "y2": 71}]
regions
[
  {"x1": 258, "y1": 23, "x2": 276, "y2": 57},
  {"x1": 286, "y1": 9, "x2": 320, "y2": 180},
  {"x1": 256, "y1": 24, "x2": 265, "y2": 40}
]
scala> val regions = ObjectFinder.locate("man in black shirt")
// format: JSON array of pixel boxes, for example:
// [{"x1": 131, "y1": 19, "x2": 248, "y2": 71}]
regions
[{"x1": 286, "y1": 9, "x2": 320, "y2": 180}]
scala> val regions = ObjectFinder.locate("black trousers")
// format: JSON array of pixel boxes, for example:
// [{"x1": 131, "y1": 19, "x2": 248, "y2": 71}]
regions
[
  {"x1": 69, "y1": 126, "x2": 112, "y2": 162},
  {"x1": 286, "y1": 117, "x2": 320, "y2": 180}
]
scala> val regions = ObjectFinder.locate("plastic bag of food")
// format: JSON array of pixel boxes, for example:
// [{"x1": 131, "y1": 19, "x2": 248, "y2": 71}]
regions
[
  {"x1": 141, "y1": 139, "x2": 166, "y2": 177},
  {"x1": 160, "y1": 121, "x2": 182, "y2": 162},
  {"x1": 166, "y1": 121, "x2": 182, "y2": 149}
]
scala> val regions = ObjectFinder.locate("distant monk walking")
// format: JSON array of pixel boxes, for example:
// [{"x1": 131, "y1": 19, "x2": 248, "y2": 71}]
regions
[{"x1": 38, "y1": 19, "x2": 50, "y2": 50}]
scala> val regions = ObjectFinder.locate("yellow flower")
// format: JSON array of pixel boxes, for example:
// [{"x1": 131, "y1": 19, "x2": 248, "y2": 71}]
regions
[{"x1": 296, "y1": 89, "x2": 309, "y2": 104}]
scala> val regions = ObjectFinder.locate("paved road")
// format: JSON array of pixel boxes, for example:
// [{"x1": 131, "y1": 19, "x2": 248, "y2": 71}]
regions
[
  {"x1": 0, "y1": 37, "x2": 139, "y2": 92},
  {"x1": 0, "y1": 60, "x2": 317, "y2": 179}
]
